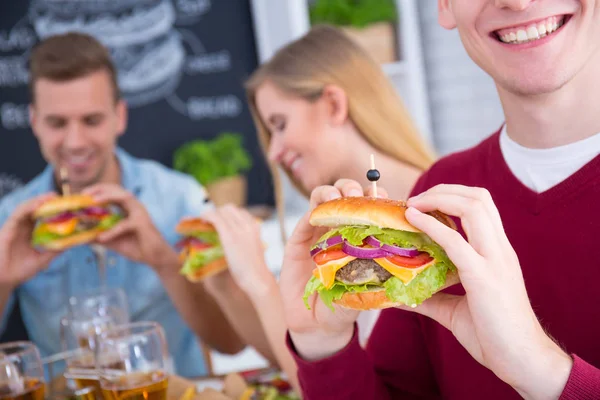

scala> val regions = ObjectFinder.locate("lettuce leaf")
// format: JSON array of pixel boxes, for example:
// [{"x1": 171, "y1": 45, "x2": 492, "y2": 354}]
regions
[
  {"x1": 31, "y1": 214, "x2": 123, "y2": 247},
  {"x1": 97, "y1": 214, "x2": 122, "y2": 230},
  {"x1": 304, "y1": 260, "x2": 452, "y2": 311},
  {"x1": 190, "y1": 231, "x2": 220, "y2": 245},
  {"x1": 179, "y1": 246, "x2": 224, "y2": 275}
]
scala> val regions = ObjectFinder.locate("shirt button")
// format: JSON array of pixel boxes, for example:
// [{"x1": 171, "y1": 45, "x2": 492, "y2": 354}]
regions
[{"x1": 109, "y1": 258, "x2": 116, "y2": 267}]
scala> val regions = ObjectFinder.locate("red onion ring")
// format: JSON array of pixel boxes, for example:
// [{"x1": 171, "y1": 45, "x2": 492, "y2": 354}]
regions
[
  {"x1": 364, "y1": 236, "x2": 420, "y2": 257},
  {"x1": 341, "y1": 241, "x2": 390, "y2": 259},
  {"x1": 310, "y1": 235, "x2": 343, "y2": 257}
]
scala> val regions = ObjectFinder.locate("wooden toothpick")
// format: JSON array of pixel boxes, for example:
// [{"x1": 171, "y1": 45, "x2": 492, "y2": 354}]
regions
[
  {"x1": 367, "y1": 154, "x2": 380, "y2": 198},
  {"x1": 60, "y1": 167, "x2": 70, "y2": 196}
]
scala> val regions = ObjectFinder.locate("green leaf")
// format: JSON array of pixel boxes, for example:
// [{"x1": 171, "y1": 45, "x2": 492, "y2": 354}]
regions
[
  {"x1": 304, "y1": 261, "x2": 452, "y2": 311},
  {"x1": 179, "y1": 246, "x2": 225, "y2": 275},
  {"x1": 173, "y1": 133, "x2": 253, "y2": 186},
  {"x1": 97, "y1": 214, "x2": 122, "y2": 230},
  {"x1": 191, "y1": 231, "x2": 220, "y2": 245},
  {"x1": 309, "y1": 0, "x2": 397, "y2": 28}
]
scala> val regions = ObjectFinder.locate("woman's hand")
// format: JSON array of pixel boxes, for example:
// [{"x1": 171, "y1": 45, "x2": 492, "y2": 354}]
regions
[
  {"x1": 404, "y1": 184, "x2": 572, "y2": 400},
  {"x1": 202, "y1": 205, "x2": 275, "y2": 298}
]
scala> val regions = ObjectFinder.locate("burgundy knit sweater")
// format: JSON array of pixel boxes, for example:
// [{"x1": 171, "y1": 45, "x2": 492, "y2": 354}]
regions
[{"x1": 288, "y1": 131, "x2": 600, "y2": 399}]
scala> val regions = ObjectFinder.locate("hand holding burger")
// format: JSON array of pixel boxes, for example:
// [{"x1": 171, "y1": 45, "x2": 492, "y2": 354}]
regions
[
  {"x1": 0, "y1": 193, "x2": 62, "y2": 288},
  {"x1": 402, "y1": 184, "x2": 572, "y2": 399}
]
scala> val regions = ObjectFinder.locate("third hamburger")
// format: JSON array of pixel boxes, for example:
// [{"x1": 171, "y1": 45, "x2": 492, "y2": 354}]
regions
[
  {"x1": 175, "y1": 217, "x2": 226, "y2": 282},
  {"x1": 304, "y1": 196, "x2": 460, "y2": 310}
]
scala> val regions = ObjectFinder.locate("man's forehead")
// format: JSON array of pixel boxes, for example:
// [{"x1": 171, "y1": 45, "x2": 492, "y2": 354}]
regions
[{"x1": 33, "y1": 72, "x2": 114, "y2": 105}]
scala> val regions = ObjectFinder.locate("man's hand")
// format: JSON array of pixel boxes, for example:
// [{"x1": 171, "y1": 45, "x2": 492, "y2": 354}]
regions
[
  {"x1": 0, "y1": 193, "x2": 61, "y2": 288},
  {"x1": 83, "y1": 184, "x2": 178, "y2": 272},
  {"x1": 403, "y1": 184, "x2": 572, "y2": 400}
]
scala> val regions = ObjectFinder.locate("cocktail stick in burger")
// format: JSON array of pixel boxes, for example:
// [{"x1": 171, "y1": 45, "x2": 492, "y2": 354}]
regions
[
  {"x1": 304, "y1": 197, "x2": 460, "y2": 310},
  {"x1": 31, "y1": 194, "x2": 123, "y2": 250},
  {"x1": 175, "y1": 217, "x2": 226, "y2": 282}
]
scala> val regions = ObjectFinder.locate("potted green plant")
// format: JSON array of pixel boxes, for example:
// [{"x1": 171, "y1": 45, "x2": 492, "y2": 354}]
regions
[
  {"x1": 173, "y1": 132, "x2": 253, "y2": 206},
  {"x1": 309, "y1": 0, "x2": 399, "y2": 64}
]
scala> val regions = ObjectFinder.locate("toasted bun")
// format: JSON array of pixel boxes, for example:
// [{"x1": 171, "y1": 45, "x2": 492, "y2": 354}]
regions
[
  {"x1": 176, "y1": 217, "x2": 216, "y2": 235},
  {"x1": 334, "y1": 270, "x2": 461, "y2": 310},
  {"x1": 309, "y1": 196, "x2": 456, "y2": 232},
  {"x1": 183, "y1": 257, "x2": 227, "y2": 282},
  {"x1": 37, "y1": 228, "x2": 105, "y2": 251},
  {"x1": 34, "y1": 195, "x2": 100, "y2": 219}
]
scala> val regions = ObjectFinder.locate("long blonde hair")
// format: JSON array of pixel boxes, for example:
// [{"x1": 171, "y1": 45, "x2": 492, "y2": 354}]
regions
[{"x1": 245, "y1": 25, "x2": 436, "y2": 238}]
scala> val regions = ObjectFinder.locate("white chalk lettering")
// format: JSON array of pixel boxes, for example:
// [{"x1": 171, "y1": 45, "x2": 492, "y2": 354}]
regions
[
  {"x1": 0, "y1": 56, "x2": 29, "y2": 87},
  {"x1": 0, "y1": 28, "x2": 37, "y2": 52},
  {"x1": 1, "y1": 103, "x2": 30, "y2": 130},
  {"x1": 186, "y1": 95, "x2": 242, "y2": 120},
  {"x1": 186, "y1": 50, "x2": 231, "y2": 74},
  {"x1": 176, "y1": 0, "x2": 211, "y2": 15}
]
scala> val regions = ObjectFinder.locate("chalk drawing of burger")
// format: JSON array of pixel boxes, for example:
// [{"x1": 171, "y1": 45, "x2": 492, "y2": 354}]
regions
[{"x1": 29, "y1": 0, "x2": 186, "y2": 107}]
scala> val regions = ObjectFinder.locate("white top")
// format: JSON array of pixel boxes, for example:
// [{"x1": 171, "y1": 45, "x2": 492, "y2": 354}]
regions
[{"x1": 499, "y1": 125, "x2": 600, "y2": 193}]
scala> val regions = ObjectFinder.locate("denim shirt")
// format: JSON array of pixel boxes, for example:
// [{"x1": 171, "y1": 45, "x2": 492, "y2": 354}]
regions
[{"x1": 0, "y1": 149, "x2": 212, "y2": 378}]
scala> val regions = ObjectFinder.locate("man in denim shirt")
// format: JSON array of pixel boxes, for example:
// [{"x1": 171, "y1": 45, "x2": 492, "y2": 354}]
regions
[{"x1": 0, "y1": 33, "x2": 244, "y2": 377}]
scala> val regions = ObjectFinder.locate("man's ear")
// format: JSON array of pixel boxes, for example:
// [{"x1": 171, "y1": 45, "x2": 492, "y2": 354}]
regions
[{"x1": 439, "y1": 0, "x2": 457, "y2": 29}]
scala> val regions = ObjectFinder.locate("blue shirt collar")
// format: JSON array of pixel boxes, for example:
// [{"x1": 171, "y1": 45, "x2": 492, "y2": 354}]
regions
[{"x1": 36, "y1": 148, "x2": 143, "y2": 195}]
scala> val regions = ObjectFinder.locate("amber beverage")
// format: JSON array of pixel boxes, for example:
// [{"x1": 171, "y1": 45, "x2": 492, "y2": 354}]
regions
[
  {"x1": 100, "y1": 371, "x2": 168, "y2": 400},
  {"x1": 0, "y1": 378, "x2": 44, "y2": 400}
]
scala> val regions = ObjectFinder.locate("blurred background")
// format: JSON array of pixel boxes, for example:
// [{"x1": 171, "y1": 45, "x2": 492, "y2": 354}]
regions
[{"x1": 0, "y1": 0, "x2": 505, "y2": 376}]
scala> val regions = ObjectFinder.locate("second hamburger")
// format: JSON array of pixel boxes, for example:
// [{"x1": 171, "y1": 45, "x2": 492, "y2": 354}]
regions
[{"x1": 175, "y1": 217, "x2": 226, "y2": 281}]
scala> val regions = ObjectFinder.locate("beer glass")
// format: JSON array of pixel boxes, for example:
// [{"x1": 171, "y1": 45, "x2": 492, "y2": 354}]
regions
[
  {"x1": 96, "y1": 322, "x2": 169, "y2": 400},
  {"x1": 68, "y1": 287, "x2": 129, "y2": 323},
  {"x1": 0, "y1": 342, "x2": 45, "y2": 400},
  {"x1": 60, "y1": 308, "x2": 126, "y2": 397}
]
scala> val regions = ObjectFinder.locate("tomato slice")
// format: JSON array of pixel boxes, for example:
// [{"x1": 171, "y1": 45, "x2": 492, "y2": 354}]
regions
[
  {"x1": 386, "y1": 252, "x2": 433, "y2": 268},
  {"x1": 313, "y1": 245, "x2": 347, "y2": 265}
]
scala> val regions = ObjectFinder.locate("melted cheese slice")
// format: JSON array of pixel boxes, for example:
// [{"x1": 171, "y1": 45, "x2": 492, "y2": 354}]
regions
[
  {"x1": 314, "y1": 255, "x2": 356, "y2": 289},
  {"x1": 45, "y1": 218, "x2": 78, "y2": 235},
  {"x1": 373, "y1": 258, "x2": 435, "y2": 285}
]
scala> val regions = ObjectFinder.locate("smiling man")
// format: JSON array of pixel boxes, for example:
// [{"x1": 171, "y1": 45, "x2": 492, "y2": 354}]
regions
[
  {"x1": 0, "y1": 32, "x2": 244, "y2": 377},
  {"x1": 283, "y1": 0, "x2": 600, "y2": 399}
]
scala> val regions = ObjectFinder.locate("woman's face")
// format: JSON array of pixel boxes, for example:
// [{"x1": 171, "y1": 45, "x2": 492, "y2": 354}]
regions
[{"x1": 255, "y1": 81, "x2": 347, "y2": 192}]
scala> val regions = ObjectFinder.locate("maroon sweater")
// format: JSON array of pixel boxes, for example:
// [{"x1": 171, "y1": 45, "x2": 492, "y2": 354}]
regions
[{"x1": 288, "y1": 131, "x2": 600, "y2": 399}]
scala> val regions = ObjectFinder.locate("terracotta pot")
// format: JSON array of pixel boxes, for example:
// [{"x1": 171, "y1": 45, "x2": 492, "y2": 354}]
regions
[
  {"x1": 206, "y1": 175, "x2": 247, "y2": 206},
  {"x1": 341, "y1": 22, "x2": 398, "y2": 64}
]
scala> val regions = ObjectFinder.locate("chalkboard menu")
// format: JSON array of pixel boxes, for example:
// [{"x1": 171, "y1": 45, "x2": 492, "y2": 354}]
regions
[{"x1": 0, "y1": 0, "x2": 274, "y2": 206}]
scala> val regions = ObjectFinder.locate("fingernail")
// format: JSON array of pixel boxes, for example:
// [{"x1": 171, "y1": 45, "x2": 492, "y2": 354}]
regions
[
  {"x1": 327, "y1": 192, "x2": 341, "y2": 201},
  {"x1": 406, "y1": 206, "x2": 419, "y2": 216},
  {"x1": 348, "y1": 189, "x2": 362, "y2": 197},
  {"x1": 407, "y1": 194, "x2": 423, "y2": 205}
]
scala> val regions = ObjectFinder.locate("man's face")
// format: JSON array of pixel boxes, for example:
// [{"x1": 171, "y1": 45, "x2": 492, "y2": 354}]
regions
[
  {"x1": 30, "y1": 70, "x2": 126, "y2": 192},
  {"x1": 439, "y1": 0, "x2": 600, "y2": 95}
]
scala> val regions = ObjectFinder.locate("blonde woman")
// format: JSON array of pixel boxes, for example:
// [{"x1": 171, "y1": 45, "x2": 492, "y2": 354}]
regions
[{"x1": 202, "y1": 25, "x2": 436, "y2": 393}]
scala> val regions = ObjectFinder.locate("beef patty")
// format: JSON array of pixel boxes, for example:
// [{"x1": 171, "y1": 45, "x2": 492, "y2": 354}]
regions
[{"x1": 335, "y1": 259, "x2": 392, "y2": 285}]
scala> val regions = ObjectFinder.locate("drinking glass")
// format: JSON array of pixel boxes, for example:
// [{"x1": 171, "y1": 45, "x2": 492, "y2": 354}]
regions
[
  {"x1": 68, "y1": 287, "x2": 129, "y2": 323},
  {"x1": 0, "y1": 342, "x2": 45, "y2": 400},
  {"x1": 96, "y1": 322, "x2": 169, "y2": 400}
]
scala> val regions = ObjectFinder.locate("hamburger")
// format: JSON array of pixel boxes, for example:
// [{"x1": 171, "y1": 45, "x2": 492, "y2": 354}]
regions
[
  {"x1": 175, "y1": 217, "x2": 226, "y2": 282},
  {"x1": 303, "y1": 197, "x2": 460, "y2": 311},
  {"x1": 32, "y1": 195, "x2": 123, "y2": 250}
]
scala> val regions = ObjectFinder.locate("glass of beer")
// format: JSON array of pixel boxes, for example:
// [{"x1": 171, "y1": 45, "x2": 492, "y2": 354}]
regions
[
  {"x1": 96, "y1": 322, "x2": 169, "y2": 400},
  {"x1": 68, "y1": 287, "x2": 129, "y2": 324},
  {"x1": 0, "y1": 341, "x2": 45, "y2": 400},
  {"x1": 60, "y1": 306, "x2": 128, "y2": 398}
]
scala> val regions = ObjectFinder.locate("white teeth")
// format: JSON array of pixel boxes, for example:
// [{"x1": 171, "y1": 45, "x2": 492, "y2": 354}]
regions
[
  {"x1": 290, "y1": 159, "x2": 301, "y2": 171},
  {"x1": 538, "y1": 24, "x2": 547, "y2": 36},
  {"x1": 497, "y1": 16, "x2": 565, "y2": 44},
  {"x1": 526, "y1": 26, "x2": 539, "y2": 40}
]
